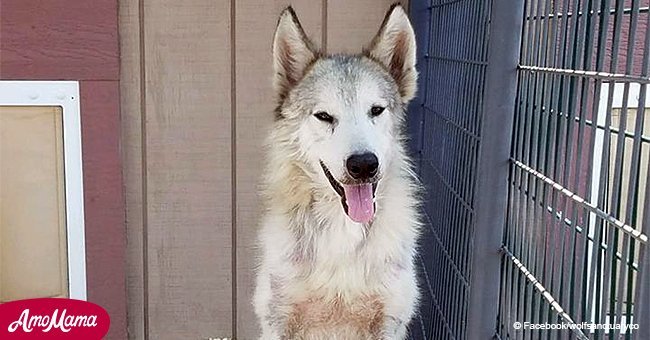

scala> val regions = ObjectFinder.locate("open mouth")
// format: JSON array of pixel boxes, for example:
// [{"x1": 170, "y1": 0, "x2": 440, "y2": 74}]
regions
[{"x1": 320, "y1": 161, "x2": 377, "y2": 224}]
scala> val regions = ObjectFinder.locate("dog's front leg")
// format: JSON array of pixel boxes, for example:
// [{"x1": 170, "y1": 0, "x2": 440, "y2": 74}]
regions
[
  {"x1": 256, "y1": 299, "x2": 287, "y2": 340},
  {"x1": 381, "y1": 315, "x2": 408, "y2": 340},
  {"x1": 381, "y1": 263, "x2": 419, "y2": 340},
  {"x1": 259, "y1": 326, "x2": 281, "y2": 340},
  {"x1": 254, "y1": 270, "x2": 287, "y2": 340},
  {"x1": 255, "y1": 269, "x2": 308, "y2": 340}
]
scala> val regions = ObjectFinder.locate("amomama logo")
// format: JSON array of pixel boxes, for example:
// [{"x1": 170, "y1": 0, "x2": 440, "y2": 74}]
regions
[
  {"x1": 0, "y1": 298, "x2": 110, "y2": 339},
  {"x1": 9, "y1": 308, "x2": 98, "y2": 332}
]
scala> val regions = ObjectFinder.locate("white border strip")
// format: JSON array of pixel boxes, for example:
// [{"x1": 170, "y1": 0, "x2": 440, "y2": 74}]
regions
[{"x1": 0, "y1": 81, "x2": 87, "y2": 300}]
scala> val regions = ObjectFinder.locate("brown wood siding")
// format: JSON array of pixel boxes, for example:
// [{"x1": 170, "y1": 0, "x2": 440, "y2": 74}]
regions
[
  {"x1": 144, "y1": 0, "x2": 233, "y2": 338},
  {"x1": 0, "y1": 1, "x2": 126, "y2": 339},
  {"x1": 119, "y1": 1, "x2": 146, "y2": 339},
  {"x1": 121, "y1": 0, "x2": 403, "y2": 339}
]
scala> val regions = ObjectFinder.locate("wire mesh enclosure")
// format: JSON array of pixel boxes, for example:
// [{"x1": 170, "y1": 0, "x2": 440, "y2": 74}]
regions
[
  {"x1": 500, "y1": 0, "x2": 649, "y2": 339},
  {"x1": 407, "y1": 0, "x2": 491, "y2": 338},
  {"x1": 408, "y1": 0, "x2": 523, "y2": 338},
  {"x1": 408, "y1": 0, "x2": 649, "y2": 339}
]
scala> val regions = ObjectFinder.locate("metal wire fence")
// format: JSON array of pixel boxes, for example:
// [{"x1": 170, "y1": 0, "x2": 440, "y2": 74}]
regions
[
  {"x1": 407, "y1": 1, "x2": 490, "y2": 338},
  {"x1": 408, "y1": 0, "x2": 521, "y2": 338},
  {"x1": 408, "y1": 0, "x2": 650, "y2": 339},
  {"x1": 499, "y1": 0, "x2": 649, "y2": 339}
]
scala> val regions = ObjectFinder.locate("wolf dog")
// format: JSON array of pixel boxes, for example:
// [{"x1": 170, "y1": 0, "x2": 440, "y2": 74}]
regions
[{"x1": 253, "y1": 4, "x2": 421, "y2": 339}]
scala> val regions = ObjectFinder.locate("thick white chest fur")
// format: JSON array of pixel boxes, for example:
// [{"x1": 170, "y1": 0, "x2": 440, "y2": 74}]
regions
[{"x1": 254, "y1": 176, "x2": 420, "y2": 340}]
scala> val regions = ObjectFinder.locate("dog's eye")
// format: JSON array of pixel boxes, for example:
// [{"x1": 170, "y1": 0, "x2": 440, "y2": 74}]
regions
[
  {"x1": 370, "y1": 106, "x2": 385, "y2": 117},
  {"x1": 314, "y1": 111, "x2": 334, "y2": 123}
]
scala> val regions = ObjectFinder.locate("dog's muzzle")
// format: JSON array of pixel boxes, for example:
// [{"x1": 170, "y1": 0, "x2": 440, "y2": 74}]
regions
[{"x1": 320, "y1": 160, "x2": 378, "y2": 224}]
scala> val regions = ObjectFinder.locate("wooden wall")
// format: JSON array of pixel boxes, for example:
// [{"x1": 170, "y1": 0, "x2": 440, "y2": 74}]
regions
[
  {"x1": 120, "y1": 1, "x2": 403, "y2": 338},
  {"x1": 1, "y1": 1, "x2": 127, "y2": 339}
]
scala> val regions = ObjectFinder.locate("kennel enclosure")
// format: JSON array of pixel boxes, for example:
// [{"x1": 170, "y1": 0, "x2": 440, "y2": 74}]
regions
[{"x1": 408, "y1": 0, "x2": 650, "y2": 339}]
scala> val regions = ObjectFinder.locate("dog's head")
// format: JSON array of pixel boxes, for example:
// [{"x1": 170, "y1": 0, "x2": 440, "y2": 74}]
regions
[{"x1": 271, "y1": 4, "x2": 417, "y2": 224}]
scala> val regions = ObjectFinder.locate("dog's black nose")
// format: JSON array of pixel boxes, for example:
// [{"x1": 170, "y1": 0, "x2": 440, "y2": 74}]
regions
[{"x1": 346, "y1": 153, "x2": 379, "y2": 180}]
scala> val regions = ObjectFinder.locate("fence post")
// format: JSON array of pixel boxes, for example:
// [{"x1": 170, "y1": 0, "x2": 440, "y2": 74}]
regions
[
  {"x1": 466, "y1": 1, "x2": 525, "y2": 338},
  {"x1": 635, "y1": 176, "x2": 650, "y2": 339}
]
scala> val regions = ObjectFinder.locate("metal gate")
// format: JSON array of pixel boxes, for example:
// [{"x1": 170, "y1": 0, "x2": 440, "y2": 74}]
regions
[{"x1": 408, "y1": 1, "x2": 650, "y2": 339}]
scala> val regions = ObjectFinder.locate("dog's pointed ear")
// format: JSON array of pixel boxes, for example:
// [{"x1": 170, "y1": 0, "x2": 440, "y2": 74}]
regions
[
  {"x1": 365, "y1": 4, "x2": 417, "y2": 103},
  {"x1": 273, "y1": 7, "x2": 318, "y2": 100}
]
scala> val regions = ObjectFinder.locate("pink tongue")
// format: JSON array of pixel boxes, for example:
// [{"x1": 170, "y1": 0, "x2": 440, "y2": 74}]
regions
[{"x1": 342, "y1": 184, "x2": 375, "y2": 224}]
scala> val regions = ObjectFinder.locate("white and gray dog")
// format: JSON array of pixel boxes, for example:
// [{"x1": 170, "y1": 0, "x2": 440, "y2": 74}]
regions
[{"x1": 254, "y1": 4, "x2": 421, "y2": 339}]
